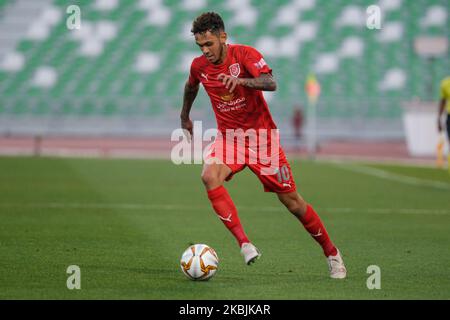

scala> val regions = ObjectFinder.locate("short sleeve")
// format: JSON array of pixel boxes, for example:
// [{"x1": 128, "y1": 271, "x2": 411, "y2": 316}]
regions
[
  {"x1": 241, "y1": 46, "x2": 272, "y2": 78},
  {"x1": 188, "y1": 61, "x2": 200, "y2": 86}
]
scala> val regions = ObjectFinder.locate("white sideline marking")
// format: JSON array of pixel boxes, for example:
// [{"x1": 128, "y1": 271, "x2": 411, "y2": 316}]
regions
[
  {"x1": 0, "y1": 203, "x2": 449, "y2": 215},
  {"x1": 332, "y1": 162, "x2": 450, "y2": 190}
]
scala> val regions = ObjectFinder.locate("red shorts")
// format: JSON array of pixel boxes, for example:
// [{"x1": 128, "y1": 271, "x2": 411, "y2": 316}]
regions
[{"x1": 205, "y1": 138, "x2": 297, "y2": 194}]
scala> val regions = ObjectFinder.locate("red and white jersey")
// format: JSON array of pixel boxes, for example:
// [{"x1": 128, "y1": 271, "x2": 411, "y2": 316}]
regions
[{"x1": 188, "y1": 44, "x2": 277, "y2": 134}]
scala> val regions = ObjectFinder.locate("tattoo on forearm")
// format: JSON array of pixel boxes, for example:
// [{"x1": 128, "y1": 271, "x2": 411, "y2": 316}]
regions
[
  {"x1": 240, "y1": 74, "x2": 276, "y2": 91},
  {"x1": 181, "y1": 82, "x2": 199, "y2": 119}
]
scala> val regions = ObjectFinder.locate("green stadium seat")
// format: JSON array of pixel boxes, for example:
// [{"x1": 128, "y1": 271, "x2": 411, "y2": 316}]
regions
[{"x1": 0, "y1": 0, "x2": 447, "y2": 120}]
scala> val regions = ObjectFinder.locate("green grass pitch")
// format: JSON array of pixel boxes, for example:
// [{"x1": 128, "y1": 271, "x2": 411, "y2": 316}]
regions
[{"x1": 0, "y1": 156, "x2": 449, "y2": 299}]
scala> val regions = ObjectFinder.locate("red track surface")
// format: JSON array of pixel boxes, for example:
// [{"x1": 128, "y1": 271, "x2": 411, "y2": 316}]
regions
[{"x1": 0, "y1": 136, "x2": 436, "y2": 165}]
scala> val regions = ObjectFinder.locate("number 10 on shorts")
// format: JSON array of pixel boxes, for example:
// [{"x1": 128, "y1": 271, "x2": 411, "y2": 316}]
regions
[{"x1": 275, "y1": 165, "x2": 291, "y2": 183}]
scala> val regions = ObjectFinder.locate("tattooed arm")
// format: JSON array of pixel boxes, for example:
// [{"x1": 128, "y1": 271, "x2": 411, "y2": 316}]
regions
[
  {"x1": 239, "y1": 73, "x2": 277, "y2": 91},
  {"x1": 180, "y1": 81, "x2": 199, "y2": 140},
  {"x1": 218, "y1": 73, "x2": 277, "y2": 93}
]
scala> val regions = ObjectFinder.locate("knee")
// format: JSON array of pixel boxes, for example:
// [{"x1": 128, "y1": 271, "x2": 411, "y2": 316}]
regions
[
  {"x1": 201, "y1": 170, "x2": 221, "y2": 189},
  {"x1": 282, "y1": 194, "x2": 308, "y2": 217}
]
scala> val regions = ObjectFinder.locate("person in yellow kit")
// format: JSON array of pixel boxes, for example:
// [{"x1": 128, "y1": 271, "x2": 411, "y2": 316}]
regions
[{"x1": 437, "y1": 76, "x2": 450, "y2": 171}]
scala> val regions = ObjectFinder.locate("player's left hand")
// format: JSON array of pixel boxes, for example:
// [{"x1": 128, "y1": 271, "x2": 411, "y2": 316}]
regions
[{"x1": 218, "y1": 73, "x2": 241, "y2": 93}]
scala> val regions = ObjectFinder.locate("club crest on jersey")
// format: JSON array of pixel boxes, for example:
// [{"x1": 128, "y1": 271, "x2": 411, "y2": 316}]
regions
[{"x1": 229, "y1": 63, "x2": 240, "y2": 78}]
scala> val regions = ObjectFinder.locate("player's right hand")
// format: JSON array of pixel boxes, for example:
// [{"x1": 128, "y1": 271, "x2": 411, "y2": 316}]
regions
[{"x1": 181, "y1": 118, "x2": 193, "y2": 143}]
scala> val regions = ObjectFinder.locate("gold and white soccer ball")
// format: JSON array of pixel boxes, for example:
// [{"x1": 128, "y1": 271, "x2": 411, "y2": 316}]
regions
[{"x1": 180, "y1": 244, "x2": 219, "y2": 280}]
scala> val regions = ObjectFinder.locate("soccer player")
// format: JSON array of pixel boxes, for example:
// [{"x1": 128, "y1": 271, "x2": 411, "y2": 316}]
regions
[
  {"x1": 180, "y1": 12, "x2": 346, "y2": 279},
  {"x1": 437, "y1": 76, "x2": 450, "y2": 171}
]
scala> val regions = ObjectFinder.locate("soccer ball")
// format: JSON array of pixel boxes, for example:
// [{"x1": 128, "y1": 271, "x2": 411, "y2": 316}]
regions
[{"x1": 180, "y1": 244, "x2": 219, "y2": 280}]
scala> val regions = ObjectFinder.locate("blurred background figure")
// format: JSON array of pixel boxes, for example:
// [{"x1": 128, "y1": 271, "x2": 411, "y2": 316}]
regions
[
  {"x1": 291, "y1": 104, "x2": 304, "y2": 151},
  {"x1": 437, "y1": 76, "x2": 450, "y2": 171}
]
